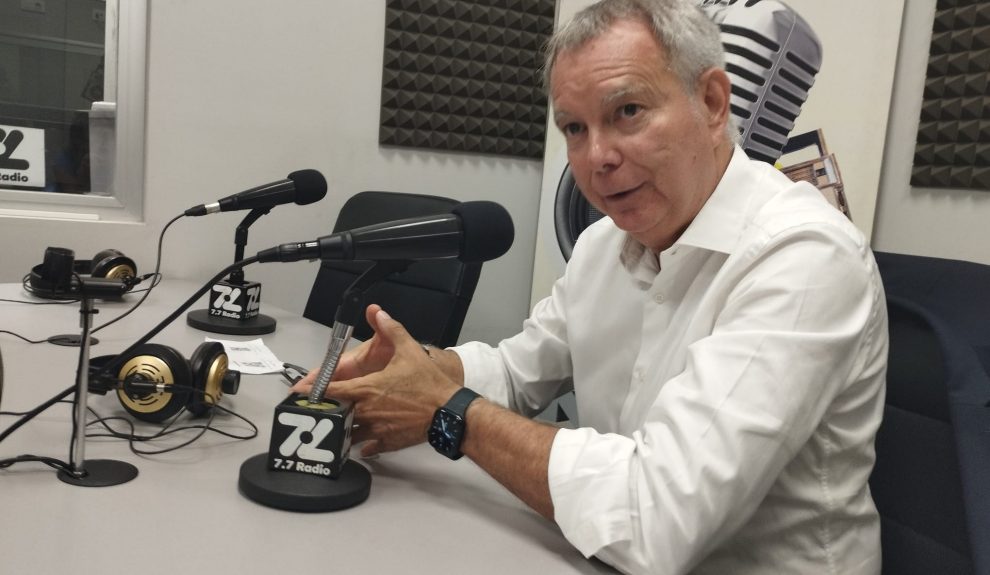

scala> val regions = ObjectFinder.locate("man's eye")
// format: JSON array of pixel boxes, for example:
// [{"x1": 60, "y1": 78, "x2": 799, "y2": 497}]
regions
[
  {"x1": 618, "y1": 103, "x2": 641, "y2": 118},
  {"x1": 562, "y1": 123, "x2": 584, "y2": 136}
]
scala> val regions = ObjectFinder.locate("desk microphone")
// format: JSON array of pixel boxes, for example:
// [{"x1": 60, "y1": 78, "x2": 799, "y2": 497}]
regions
[
  {"x1": 255, "y1": 200, "x2": 515, "y2": 264},
  {"x1": 184, "y1": 169, "x2": 327, "y2": 217},
  {"x1": 238, "y1": 201, "x2": 515, "y2": 511}
]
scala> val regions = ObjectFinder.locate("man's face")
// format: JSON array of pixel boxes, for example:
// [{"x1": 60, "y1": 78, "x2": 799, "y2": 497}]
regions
[{"x1": 550, "y1": 19, "x2": 728, "y2": 252}]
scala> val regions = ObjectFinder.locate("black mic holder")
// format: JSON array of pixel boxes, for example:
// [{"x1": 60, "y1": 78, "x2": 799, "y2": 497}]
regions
[
  {"x1": 187, "y1": 207, "x2": 278, "y2": 335},
  {"x1": 238, "y1": 260, "x2": 409, "y2": 512}
]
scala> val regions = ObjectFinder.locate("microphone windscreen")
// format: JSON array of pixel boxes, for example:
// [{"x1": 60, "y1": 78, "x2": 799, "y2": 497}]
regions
[
  {"x1": 288, "y1": 169, "x2": 328, "y2": 205},
  {"x1": 452, "y1": 201, "x2": 514, "y2": 263}
]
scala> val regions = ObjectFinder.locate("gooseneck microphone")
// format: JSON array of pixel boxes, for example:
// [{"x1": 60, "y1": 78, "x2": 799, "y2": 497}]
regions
[
  {"x1": 184, "y1": 169, "x2": 328, "y2": 217},
  {"x1": 256, "y1": 200, "x2": 515, "y2": 264}
]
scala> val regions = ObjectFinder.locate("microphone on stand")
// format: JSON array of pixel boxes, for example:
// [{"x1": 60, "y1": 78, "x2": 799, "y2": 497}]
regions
[
  {"x1": 185, "y1": 170, "x2": 327, "y2": 336},
  {"x1": 183, "y1": 169, "x2": 327, "y2": 216},
  {"x1": 238, "y1": 200, "x2": 515, "y2": 512},
  {"x1": 256, "y1": 200, "x2": 515, "y2": 264}
]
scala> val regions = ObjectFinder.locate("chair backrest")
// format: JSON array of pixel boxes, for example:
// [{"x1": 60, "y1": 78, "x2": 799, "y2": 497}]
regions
[
  {"x1": 871, "y1": 297, "x2": 974, "y2": 574},
  {"x1": 303, "y1": 191, "x2": 482, "y2": 348}
]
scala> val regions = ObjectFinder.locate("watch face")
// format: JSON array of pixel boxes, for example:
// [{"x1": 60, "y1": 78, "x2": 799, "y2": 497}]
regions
[{"x1": 428, "y1": 408, "x2": 465, "y2": 459}]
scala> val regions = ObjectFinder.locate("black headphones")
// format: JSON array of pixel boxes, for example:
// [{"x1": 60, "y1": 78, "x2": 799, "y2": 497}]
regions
[
  {"x1": 91, "y1": 342, "x2": 241, "y2": 423},
  {"x1": 28, "y1": 247, "x2": 139, "y2": 299}
]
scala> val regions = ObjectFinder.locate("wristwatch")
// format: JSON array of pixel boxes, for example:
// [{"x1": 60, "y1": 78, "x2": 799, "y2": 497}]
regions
[{"x1": 428, "y1": 387, "x2": 480, "y2": 460}]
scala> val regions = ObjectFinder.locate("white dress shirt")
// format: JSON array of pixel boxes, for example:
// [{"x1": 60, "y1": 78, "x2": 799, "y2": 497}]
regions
[{"x1": 454, "y1": 147, "x2": 888, "y2": 575}]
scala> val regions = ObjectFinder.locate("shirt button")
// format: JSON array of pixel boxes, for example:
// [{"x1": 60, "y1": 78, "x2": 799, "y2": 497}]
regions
[{"x1": 653, "y1": 293, "x2": 665, "y2": 304}]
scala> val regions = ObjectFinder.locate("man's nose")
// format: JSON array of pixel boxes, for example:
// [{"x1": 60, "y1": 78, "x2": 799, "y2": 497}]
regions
[{"x1": 587, "y1": 129, "x2": 622, "y2": 174}]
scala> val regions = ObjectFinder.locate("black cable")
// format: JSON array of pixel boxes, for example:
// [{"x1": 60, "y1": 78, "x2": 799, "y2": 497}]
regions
[
  {"x1": 0, "y1": 330, "x2": 47, "y2": 344},
  {"x1": 0, "y1": 454, "x2": 73, "y2": 473},
  {"x1": 1, "y1": 286, "x2": 78, "y2": 304},
  {"x1": 3, "y1": 389, "x2": 257, "y2": 468},
  {"x1": 91, "y1": 213, "x2": 182, "y2": 334},
  {"x1": 0, "y1": 385, "x2": 75, "y2": 445},
  {"x1": 85, "y1": 393, "x2": 258, "y2": 456}
]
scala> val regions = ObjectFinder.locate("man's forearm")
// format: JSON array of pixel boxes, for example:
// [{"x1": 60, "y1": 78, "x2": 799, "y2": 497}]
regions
[
  {"x1": 426, "y1": 345, "x2": 558, "y2": 520},
  {"x1": 461, "y1": 399, "x2": 559, "y2": 520}
]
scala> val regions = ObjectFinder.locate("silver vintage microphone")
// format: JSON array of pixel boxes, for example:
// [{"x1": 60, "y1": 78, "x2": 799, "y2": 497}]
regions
[{"x1": 700, "y1": 0, "x2": 823, "y2": 163}]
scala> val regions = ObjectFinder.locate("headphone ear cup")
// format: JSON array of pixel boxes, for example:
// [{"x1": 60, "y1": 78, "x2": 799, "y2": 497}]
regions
[
  {"x1": 187, "y1": 342, "x2": 238, "y2": 416},
  {"x1": 28, "y1": 247, "x2": 76, "y2": 294},
  {"x1": 90, "y1": 249, "x2": 137, "y2": 280},
  {"x1": 115, "y1": 344, "x2": 192, "y2": 423}
]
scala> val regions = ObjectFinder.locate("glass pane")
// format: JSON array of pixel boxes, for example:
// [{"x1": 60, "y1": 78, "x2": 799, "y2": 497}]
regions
[{"x1": 0, "y1": 0, "x2": 106, "y2": 195}]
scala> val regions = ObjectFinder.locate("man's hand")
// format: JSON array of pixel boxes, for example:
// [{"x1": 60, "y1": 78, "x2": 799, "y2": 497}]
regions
[
  {"x1": 309, "y1": 308, "x2": 462, "y2": 457},
  {"x1": 291, "y1": 303, "x2": 397, "y2": 395}
]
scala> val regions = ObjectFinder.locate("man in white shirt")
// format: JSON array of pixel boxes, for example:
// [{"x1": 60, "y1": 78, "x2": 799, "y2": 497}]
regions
[{"x1": 297, "y1": 0, "x2": 887, "y2": 573}]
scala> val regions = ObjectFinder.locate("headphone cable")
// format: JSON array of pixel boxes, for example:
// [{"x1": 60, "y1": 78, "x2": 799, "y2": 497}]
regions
[{"x1": 90, "y1": 212, "x2": 184, "y2": 334}]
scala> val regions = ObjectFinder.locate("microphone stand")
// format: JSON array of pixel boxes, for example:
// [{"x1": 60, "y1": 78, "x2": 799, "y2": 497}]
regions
[
  {"x1": 238, "y1": 260, "x2": 409, "y2": 512},
  {"x1": 57, "y1": 294, "x2": 139, "y2": 486},
  {"x1": 187, "y1": 207, "x2": 278, "y2": 335}
]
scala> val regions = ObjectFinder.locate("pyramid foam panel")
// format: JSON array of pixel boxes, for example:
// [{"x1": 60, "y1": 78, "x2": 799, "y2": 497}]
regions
[
  {"x1": 380, "y1": 0, "x2": 555, "y2": 159},
  {"x1": 912, "y1": 0, "x2": 990, "y2": 190}
]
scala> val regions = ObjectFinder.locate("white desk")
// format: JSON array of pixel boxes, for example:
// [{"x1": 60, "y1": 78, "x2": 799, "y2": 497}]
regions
[{"x1": 0, "y1": 282, "x2": 613, "y2": 574}]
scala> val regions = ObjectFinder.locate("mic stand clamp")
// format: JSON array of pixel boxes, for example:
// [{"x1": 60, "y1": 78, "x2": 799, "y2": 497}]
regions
[
  {"x1": 238, "y1": 260, "x2": 409, "y2": 511},
  {"x1": 187, "y1": 207, "x2": 277, "y2": 335},
  {"x1": 57, "y1": 294, "x2": 139, "y2": 487}
]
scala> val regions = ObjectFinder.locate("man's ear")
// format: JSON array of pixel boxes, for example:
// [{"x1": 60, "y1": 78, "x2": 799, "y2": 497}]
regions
[{"x1": 696, "y1": 67, "x2": 732, "y2": 144}]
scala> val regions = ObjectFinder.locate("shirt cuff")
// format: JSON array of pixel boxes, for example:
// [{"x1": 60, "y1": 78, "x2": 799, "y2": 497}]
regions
[
  {"x1": 549, "y1": 426, "x2": 637, "y2": 558},
  {"x1": 450, "y1": 341, "x2": 511, "y2": 408}
]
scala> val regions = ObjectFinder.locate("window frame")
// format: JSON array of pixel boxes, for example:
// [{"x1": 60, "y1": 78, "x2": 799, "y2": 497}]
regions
[{"x1": 0, "y1": 0, "x2": 147, "y2": 223}]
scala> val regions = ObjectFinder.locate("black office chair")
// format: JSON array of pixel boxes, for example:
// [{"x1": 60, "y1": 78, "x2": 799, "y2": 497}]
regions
[
  {"x1": 872, "y1": 298, "x2": 971, "y2": 574},
  {"x1": 870, "y1": 252, "x2": 990, "y2": 575},
  {"x1": 303, "y1": 191, "x2": 482, "y2": 348}
]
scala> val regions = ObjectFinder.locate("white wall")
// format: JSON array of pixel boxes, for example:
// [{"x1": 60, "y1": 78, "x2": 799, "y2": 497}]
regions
[
  {"x1": 0, "y1": 1, "x2": 543, "y2": 345},
  {"x1": 872, "y1": 0, "x2": 990, "y2": 265}
]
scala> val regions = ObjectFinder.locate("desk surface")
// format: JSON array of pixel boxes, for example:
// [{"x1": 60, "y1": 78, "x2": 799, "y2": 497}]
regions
[{"x1": 0, "y1": 281, "x2": 612, "y2": 574}]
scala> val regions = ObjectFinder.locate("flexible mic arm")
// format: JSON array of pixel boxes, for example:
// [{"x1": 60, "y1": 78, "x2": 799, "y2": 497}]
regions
[
  {"x1": 228, "y1": 207, "x2": 271, "y2": 284},
  {"x1": 307, "y1": 260, "x2": 410, "y2": 404}
]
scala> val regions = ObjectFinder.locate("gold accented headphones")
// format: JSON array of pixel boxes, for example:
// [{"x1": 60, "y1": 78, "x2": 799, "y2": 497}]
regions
[
  {"x1": 96, "y1": 342, "x2": 240, "y2": 423},
  {"x1": 28, "y1": 247, "x2": 138, "y2": 298}
]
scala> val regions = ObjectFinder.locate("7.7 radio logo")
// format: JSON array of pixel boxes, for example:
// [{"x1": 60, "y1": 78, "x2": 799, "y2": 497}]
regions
[
  {"x1": 0, "y1": 125, "x2": 44, "y2": 188},
  {"x1": 267, "y1": 395, "x2": 354, "y2": 479},
  {"x1": 0, "y1": 128, "x2": 29, "y2": 171},
  {"x1": 208, "y1": 280, "x2": 261, "y2": 320},
  {"x1": 277, "y1": 413, "x2": 335, "y2": 460}
]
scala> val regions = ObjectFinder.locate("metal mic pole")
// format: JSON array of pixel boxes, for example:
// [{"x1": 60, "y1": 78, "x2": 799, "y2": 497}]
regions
[{"x1": 57, "y1": 295, "x2": 138, "y2": 487}]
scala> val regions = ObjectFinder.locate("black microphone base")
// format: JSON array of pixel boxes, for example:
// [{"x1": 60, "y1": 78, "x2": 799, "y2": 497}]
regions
[
  {"x1": 186, "y1": 309, "x2": 276, "y2": 335},
  {"x1": 57, "y1": 459, "x2": 139, "y2": 487},
  {"x1": 238, "y1": 453, "x2": 371, "y2": 512},
  {"x1": 47, "y1": 334, "x2": 99, "y2": 347}
]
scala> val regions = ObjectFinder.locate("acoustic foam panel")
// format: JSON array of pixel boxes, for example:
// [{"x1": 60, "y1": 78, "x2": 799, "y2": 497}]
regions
[
  {"x1": 380, "y1": 0, "x2": 555, "y2": 159},
  {"x1": 912, "y1": 0, "x2": 990, "y2": 190}
]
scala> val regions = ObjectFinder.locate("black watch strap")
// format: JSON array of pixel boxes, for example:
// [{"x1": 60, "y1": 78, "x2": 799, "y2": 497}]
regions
[{"x1": 443, "y1": 387, "x2": 480, "y2": 417}]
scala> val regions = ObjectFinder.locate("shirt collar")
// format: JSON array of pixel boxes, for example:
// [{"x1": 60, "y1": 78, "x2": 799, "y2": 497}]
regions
[
  {"x1": 619, "y1": 145, "x2": 754, "y2": 271},
  {"x1": 675, "y1": 145, "x2": 755, "y2": 255}
]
